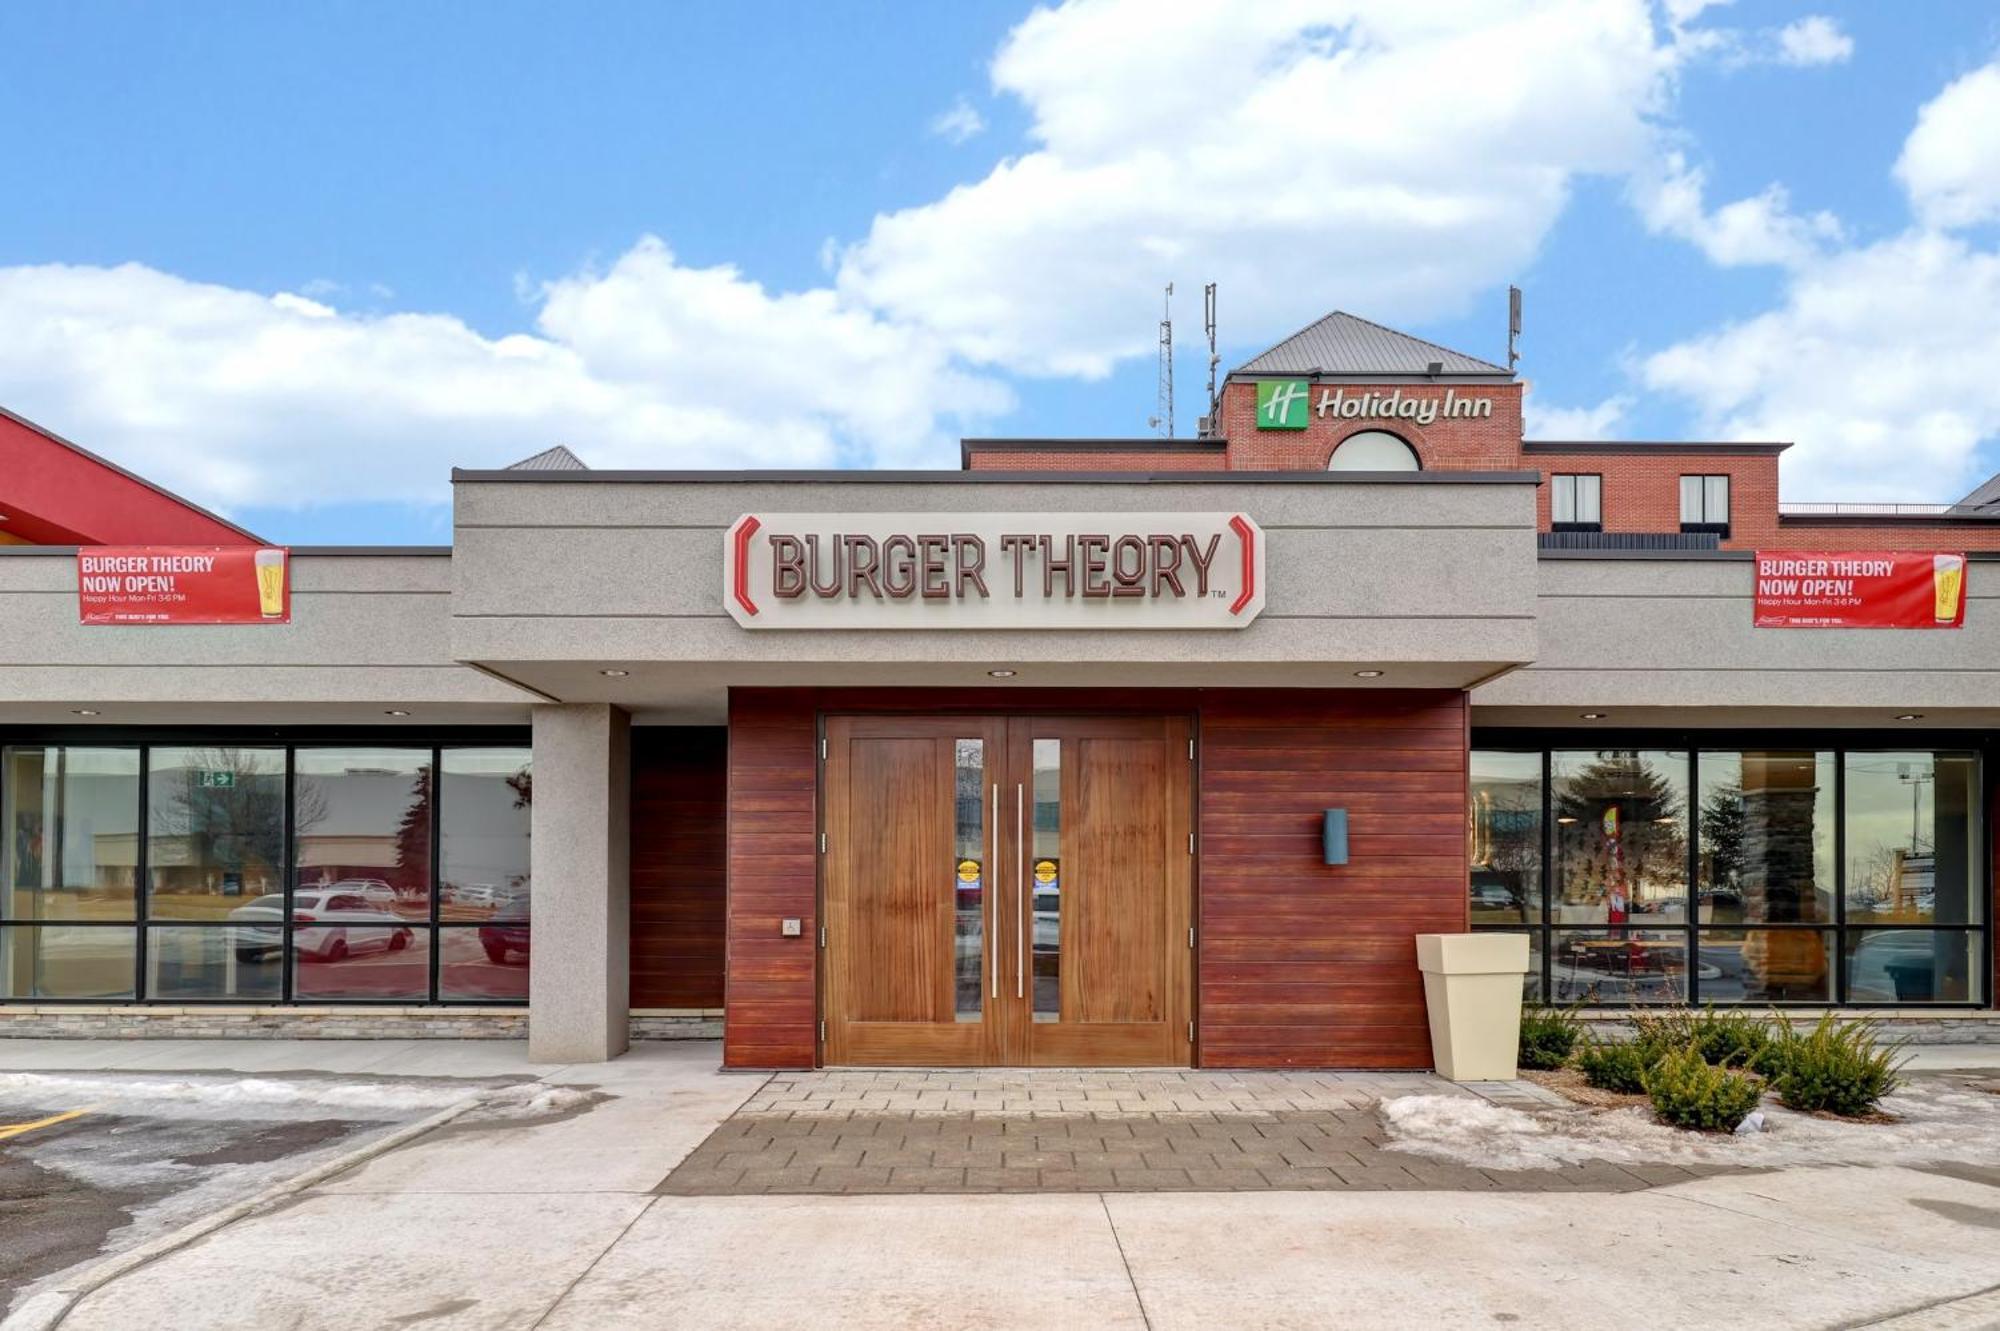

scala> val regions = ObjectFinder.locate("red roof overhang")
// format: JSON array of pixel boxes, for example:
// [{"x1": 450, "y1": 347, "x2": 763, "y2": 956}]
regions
[{"x1": 0, "y1": 407, "x2": 262, "y2": 546}]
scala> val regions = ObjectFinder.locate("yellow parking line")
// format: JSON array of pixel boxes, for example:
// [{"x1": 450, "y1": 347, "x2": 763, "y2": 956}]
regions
[{"x1": 0, "y1": 1108, "x2": 90, "y2": 1142}]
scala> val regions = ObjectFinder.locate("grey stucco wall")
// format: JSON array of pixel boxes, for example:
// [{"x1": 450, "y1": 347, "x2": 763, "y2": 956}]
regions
[
  {"x1": 1474, "y1": 555, "x2": 2000, "y2": 721},
  {"x1": 0, "y1": 549, "x2": 533, "y2": 721},
  {"x1": 528, "y1": 703, "x2": 632, "y2": 1062},
  {"x1": 448, "y1": 476, "x2": 1542, "y2": 679}
]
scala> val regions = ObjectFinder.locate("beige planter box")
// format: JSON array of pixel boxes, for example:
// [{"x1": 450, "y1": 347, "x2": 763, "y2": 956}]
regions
[{"x1": 1416, "y1": 933, "x2": 1532, "y2": 1081}]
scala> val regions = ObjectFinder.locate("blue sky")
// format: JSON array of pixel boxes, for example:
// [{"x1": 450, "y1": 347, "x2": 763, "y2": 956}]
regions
[{"x1": 3, "y1": 1, "x2": 1999, "y2": 543}]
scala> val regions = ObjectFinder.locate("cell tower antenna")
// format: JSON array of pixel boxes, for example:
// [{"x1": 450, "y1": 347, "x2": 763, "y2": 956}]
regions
[
  {"x1": 1149, "y1": 283, "x2": 1175, "y2": 438},
  {"x1": 1203, "y1": 282, "x2": 1219, "y2": 424},
  {"x1": 1508, "y1": 285, "x2": 1523, "y2": 371}
]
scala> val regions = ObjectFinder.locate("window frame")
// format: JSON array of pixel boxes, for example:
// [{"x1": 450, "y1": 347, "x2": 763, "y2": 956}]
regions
[
  {"x1": 1469, "y1": 729, "x2": 1991, "y2": 1010},
  {"x1": 1680, "y1": 473, "x2": 1731, "y2": 537},
  {"x1": 1549, "y1": 473, "x2": 1603, "y2": 532},
  {"x1": 0, "y1": 727, "x2": 530, "y2": 1007}
]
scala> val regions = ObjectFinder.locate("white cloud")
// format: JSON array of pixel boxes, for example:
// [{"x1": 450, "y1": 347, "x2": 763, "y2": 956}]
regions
[
  {"x1": 1638, "y1": 55, "x2": 2000, "y2": 502},
  {"x1": 1774, "y1": 15, "x2": 1853, "y2": 67},
  {"x1": 1642, "y1": 231, "x2": 2000, "y2": 501},
  {"x1": 928, "y1": 96, "x2": 986, "y2": 144},
  {"x1": 836, "y1": 0, "x2": 1677, "y2": 378},
  {"x1": 1630, "y1": 150, "x2": 1841, "y2": 268},
  {"x1": 0, "y1": 240, "x2": 1012, "y2": 510},
  {"x1": 1896, "y1": 62, "x2": 2000, "y2": 229},
  {"x1": 1523, "y1": 390, "x2": 1628, "y2": 440}
]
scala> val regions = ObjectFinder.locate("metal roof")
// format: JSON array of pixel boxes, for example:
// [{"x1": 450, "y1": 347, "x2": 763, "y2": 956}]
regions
[
  {"x1": 505, "y1": 444, "x2": 588, "y2": 471},
  {"x1": 1231, "y1": 311, "x2": 1510, "y2": 378},
  {"x1": 1958, "y1": 470, "x2": 2000, "y2": 512}
]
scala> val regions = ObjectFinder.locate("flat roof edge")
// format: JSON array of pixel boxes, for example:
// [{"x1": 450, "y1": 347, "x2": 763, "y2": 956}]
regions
[
  {"x1": 1540, "y1": 548, "x2": 2000, "y2": 561},
  {"x1": 1522, "y1": 440, "x2": 1792, "y2": 455},
  {"x1": 450, "y1": 467, "x2": 1542, "y2": 485},
  {"x1": 0, "y1": 545, "x2": 452, "y2": 556}
]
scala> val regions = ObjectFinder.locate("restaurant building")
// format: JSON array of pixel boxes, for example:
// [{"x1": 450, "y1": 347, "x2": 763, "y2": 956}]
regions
[{"x1": 1, "y1": 310, "x2": 1996, "y2": 1068}]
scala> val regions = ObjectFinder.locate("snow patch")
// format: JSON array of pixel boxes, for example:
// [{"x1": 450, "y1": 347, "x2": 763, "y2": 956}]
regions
[
  {"x1": 1382, "y1": 1079, "x2": 2000, "y2": 1172},
  {"x1": 0, "y1": 1072, "x2": 475, "y2": 1121}
]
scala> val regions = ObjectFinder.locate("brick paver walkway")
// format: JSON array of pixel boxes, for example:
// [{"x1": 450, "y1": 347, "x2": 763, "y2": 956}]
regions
[{"x1": 658, "y1": 1069, "x2": 1722, "y2": 1196}]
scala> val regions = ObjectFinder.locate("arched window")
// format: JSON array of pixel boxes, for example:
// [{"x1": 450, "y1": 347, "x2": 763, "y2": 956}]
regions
[{"x1": 1326, "y1": 430, "x2": 1420, "y2": 471}]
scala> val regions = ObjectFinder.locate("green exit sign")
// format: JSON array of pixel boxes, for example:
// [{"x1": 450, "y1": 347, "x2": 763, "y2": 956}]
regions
[{"x1": 197, "y1": 770, "x2": 237, "y2": 789}]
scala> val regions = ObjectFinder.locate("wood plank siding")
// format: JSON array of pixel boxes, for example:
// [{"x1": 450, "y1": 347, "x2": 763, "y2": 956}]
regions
[
  {"x1": 723, "y1": 690, "x2": 821, "y2": 1068},
  {"x1": 1195, "y1": 691, "x2": 1470, "y2": 1068},
  {"x1": 629, "y1": 727, "x2": 728, "y2": 1009},
  {"x1": 718, "y1": 686, "x2": 1472, "y2": 1071}
]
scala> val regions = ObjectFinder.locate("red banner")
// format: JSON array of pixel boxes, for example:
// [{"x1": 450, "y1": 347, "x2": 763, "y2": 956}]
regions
[
  {"x1": 1754, "y1": 550, "x2": 1965, "y2": 629},
  {"x1": 78, "y1": 546, "x2": 291, "y2": 625}
]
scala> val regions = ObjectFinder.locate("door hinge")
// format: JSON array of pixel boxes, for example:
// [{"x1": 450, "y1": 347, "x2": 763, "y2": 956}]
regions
[{"x1": 819, "y1": 832, "x2": 827, "y2": 854}]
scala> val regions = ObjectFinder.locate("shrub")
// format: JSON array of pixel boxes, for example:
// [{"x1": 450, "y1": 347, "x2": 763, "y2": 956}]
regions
[
  {"x1": 1770, "y1": 1014, "x2": 1907, "y2": 1117},
  {"x1": 1629, "y1": 1005, "x2": 1775, "y2": 1069},
  {"x1": 1518, "y1": 1004, "x2": 1583, "y2": 1070},
  {"x1": 1629, "y1": 1007, "x2": 1698, "y2": 1062},
  {"x1": 1576, "y1": 1039, "x2": 1655, "y2": 1093},
  {"x1": 1645, "y1": 1046, "x2": 1765, "y2": 1132},
  {"x1": 1687, "y1": 1008, "x2": 1774, "y2": 1070}
]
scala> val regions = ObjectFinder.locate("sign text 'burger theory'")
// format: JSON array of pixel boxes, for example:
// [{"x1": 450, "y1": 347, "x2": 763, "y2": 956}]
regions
[{"x1": 724, "y1": 513, "x2": 1265, "y2": 630}]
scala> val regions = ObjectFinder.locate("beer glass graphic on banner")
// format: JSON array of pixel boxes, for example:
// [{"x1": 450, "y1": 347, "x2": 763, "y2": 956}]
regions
[
  {"x1": 1933, "y1": 554, "x2": 1965, "y2": 623},
  {"x1": 254, "y1": 548, "x2": 288, "y2": 619}
]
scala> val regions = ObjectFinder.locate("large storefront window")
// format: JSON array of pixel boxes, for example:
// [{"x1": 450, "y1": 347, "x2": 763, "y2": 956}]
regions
[
  {"x1": 1471, "y1": 742, "x2": 1987, "y2": 1007},
  {"x1": 0, "y1": 738, "x2": 528, "y2": 1006}
]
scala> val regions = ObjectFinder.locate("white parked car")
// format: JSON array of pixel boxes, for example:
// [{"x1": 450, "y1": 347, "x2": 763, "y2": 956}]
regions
[
  {"x1": 321, "y1": 877, "x2": 399, "y2": 907},
  {"x1": 452, "y1": 883, "x2": 497, "y2": 908},
  {"x1": 228, "y1": 890, "x2": 414, "y2": 963}
]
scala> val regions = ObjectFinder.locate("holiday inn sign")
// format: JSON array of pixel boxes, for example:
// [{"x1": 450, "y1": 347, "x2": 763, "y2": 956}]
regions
[{"x1": 1256, "y1": 379, "x2": 1494, "y2": 430}]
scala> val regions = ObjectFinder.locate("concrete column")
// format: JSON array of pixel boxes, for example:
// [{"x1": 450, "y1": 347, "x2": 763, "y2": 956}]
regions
[{"x1": 529, "y1": 703, "x2": 631, "y2": 1062}]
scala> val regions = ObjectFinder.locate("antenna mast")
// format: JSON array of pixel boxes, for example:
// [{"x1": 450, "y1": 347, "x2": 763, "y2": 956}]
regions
[
  {"x1": 1150, "y1": 283, "x2": 1175, "y2": 438},
  {"x1": 1507, "y1": 285, "x2": 1523, "y2": 371},
  {"x1": 1203, "y1": 282, "x2": 1219, "y2": 427}
]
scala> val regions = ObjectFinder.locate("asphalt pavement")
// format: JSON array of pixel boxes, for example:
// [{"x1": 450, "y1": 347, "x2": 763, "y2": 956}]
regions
[{"x1": 0, "y1": 1060, "x2": 532, "y2": 1314}]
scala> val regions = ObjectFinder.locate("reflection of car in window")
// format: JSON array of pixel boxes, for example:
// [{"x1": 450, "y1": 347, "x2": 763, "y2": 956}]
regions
[
  {"x1": 479, "y1": 909, "x2": 531, "y2": 965},
  {"x1": 226, "y1": 890, "x2": 413, "y2": 964},
  {"x1": 1848, "y1": 932, "x2": 1943, "y2": 1002},
  {"x1": 1032, "y1": 887, "x2": 1060, "y2": 950}
]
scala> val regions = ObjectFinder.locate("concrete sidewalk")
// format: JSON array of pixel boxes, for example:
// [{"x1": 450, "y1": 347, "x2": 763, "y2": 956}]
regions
[{"x1": 2, "y1": 1039, "x2": 1996, "y2": 1329}]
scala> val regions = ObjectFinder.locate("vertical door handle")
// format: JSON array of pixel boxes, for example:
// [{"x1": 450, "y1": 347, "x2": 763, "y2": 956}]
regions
[
  {"x1": 1016, "y1": 782, "x2": 1026, "y2": 1000},
  {"x1": 989, "y1": 782, "x2": 999, "y2": 1000}
]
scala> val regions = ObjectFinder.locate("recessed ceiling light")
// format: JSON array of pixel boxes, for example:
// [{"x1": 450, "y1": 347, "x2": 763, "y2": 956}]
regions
[
  {"x1": 1354, "y1": 669, "x2": 1384, "y2": 678},
  {"x1": 1580, "y1": 712, "x2": 1607, "y2": 720},
  {"x1": 987, "y1": 669, "x2": 1017, "y2": 678},
  {"x1": 600, "y1": 669, "x2": 630, "y2": 677},
  {"x1": 72, "y1": 708, "x2": 99, "y2": 717},
  {"x1": 1894, "y1": 713, "x2": 1923, "y2": 721},
  {"x1": 384, "y1": 709, "x2": 411, "y2": 717}
]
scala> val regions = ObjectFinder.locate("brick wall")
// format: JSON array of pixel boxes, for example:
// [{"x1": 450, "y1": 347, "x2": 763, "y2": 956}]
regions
[
  {"x1": 966, "y1": 448, "x2": 1227, "y2": 472},
  {"x1": 1772, "y1": 521, "x2": 2000, "y2": 552},
  {"x1": 1212, "y1": 380, "x2": 1525, "y2": 471},
  {"x1": 1529, "y1": 450, "x2": 1782, "y2": 549}
]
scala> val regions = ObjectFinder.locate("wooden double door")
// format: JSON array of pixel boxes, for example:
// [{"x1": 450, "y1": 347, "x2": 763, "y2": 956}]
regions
[{"x1": 822, "y1": 714, "x2": 1192, "y2": 1066}]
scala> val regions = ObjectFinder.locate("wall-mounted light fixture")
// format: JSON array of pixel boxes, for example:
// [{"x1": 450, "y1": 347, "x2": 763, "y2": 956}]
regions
[{"x1": 1322, "y1": 809, "x2": 1349, "y2": 866}]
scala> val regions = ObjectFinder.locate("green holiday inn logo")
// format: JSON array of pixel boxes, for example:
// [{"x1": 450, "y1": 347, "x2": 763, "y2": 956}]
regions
[{"x1": 1255, "y1": 379, "x2": 1309, "y2": 430}]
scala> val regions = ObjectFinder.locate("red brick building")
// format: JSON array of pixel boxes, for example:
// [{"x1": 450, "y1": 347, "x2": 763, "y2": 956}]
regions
[{"x1": 965, "y1": 311, "x2": 2000, "y2": 553}]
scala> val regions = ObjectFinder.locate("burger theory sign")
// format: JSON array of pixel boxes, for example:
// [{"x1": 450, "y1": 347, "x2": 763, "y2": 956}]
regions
[{"x1": 723, "y1": 513, "x2": 1265, "y2": 629}]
